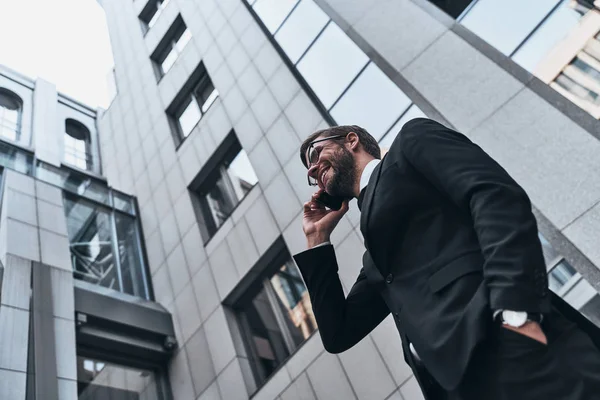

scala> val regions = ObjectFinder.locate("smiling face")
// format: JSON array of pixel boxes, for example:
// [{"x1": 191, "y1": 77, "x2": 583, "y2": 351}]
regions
[{"x1": 307, "y1": 136, "x2": 357, "y2": 198}]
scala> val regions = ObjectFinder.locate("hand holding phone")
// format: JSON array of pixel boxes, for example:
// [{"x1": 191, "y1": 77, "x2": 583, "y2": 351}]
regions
[{"x1": 302, "y1": 190, "x2": 349, "y2": 248}]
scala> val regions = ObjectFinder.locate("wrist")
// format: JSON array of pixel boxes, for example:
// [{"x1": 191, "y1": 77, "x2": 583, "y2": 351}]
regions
[{"x1": 306, "y1": 232, "x2": 331, "y2": 248}]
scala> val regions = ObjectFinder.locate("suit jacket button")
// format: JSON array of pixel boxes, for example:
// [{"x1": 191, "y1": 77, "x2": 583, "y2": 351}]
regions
[{"x1": 385, "y1": 274, "x2": 394, "y2": 284}]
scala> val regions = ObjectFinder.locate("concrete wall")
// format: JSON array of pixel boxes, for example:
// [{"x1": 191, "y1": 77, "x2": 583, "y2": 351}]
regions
[{"x1": 0, "y1": 170, "x2": 77, "y2": 399}]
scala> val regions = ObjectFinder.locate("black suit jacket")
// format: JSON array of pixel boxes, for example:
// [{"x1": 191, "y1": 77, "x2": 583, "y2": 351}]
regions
[{"x1": 294, "y1": 118, "x2": 600, "y2": 394}]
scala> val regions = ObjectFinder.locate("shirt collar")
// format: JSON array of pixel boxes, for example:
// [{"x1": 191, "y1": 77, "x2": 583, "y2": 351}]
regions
[{"x1": 360, "y1": 159, "x2": 381, "y2": 192}]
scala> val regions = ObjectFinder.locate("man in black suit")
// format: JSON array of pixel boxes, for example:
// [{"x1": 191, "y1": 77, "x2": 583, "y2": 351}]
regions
[{"x1": 294, "y1": 118, "x2": 600, "y2": 399}]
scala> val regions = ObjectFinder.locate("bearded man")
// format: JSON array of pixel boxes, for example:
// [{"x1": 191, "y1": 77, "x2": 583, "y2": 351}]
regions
[{"x1": 293, "y1": 118, "x2": 600, "y2": 399}]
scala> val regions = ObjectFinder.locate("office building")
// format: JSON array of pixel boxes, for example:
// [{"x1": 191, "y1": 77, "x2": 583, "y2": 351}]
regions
[{"x1": 1, "y1": 0, "x2": 600, "y2": 399}]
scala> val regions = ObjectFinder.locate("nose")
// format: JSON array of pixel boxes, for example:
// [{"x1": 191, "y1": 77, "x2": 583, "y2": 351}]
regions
[{"x1": 307, "y1": 163, "x2": 319, "y2": 181}]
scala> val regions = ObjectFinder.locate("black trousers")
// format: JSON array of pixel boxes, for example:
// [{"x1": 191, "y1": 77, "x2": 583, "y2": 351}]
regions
[{"x1": 420, "y1": 313, "x2": 600, "y2": 400}]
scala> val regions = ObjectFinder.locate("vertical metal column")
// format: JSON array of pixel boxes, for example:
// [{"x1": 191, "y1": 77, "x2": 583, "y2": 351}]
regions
[{"x1": 31, "y1": 262, "x2": 59, "y2": 399}]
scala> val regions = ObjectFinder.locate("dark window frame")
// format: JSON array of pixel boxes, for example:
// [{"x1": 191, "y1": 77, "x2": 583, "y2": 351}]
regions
[
  {"x1": 188, "y1": 131, "x2": 256, "y2": 244},
  {"x1": 166, "y1": 62, "x2": 218, "y2": 146},
  {"x1": 138, "y1": 0, "x2": 170, "y2": 35},
  {"x1": 150, "y1": 15, "x2": 189, "y2": 81},
  {"x1": 223, "y1": 238, "x2": 318, "y2": 393}
]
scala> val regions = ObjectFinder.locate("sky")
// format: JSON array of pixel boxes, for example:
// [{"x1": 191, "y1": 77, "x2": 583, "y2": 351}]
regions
[{"x1": 0, "y1": 0, "x2": 115, "y2": 109}]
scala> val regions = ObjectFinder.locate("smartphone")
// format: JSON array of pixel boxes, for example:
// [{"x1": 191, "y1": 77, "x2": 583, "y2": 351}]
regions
[{"x1": 316, "y1": 191, "x2": 345, "y2": 211}]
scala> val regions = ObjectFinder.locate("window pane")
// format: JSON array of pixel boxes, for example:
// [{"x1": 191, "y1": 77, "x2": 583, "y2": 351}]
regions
[
  {"x1": 274, "y1": 0, "x2": 329, "y2": 64},
  {"x1": 161, "y1": 48, "x2": 178, "y2": 74},
  {"x1": 77, "y1": 356, "x2": 161, "y2": 399},
  {"x1": 175, "y1": 28, "x2": 192, "y2": 52},
  {"x1": 556, "y1": 73, "x2": 600, "y2": 104},
  {"x1": 113, "y1": 191, "x2": 135, "y2": 215},
  {"x1": 330, "y1": 63, "x2": 411, "y2": 141},
  {"x1": 0, "y1": 141, "x2": 33, "y2": 174},
  {"x1": 200, "y1": 88, "x2": 219, "y2": 113},
  {"x1": 253, "y1": 0, "x2": 299, "y2": 33},
  {"x1": 64, "y1": 195, "x2": 119, "y2": 292},
  {"x1": 115, "y1": 213, "x2": 147, "y2": 298},
  {"x1": 460, "y1": 0, "x2": 560, "y2": 55},
  {"x1": 205, "y1": 174, "x2": 236, "y2": 229},
  {"x1": 297, "y1": 23, "x2": 369, "y2": 109},
  {"x1": 548, "y1": 260, "x2": 577, "y2": 292},
  {"x1": 378, "y1": 104, "x2": 426, "y2": 150},
  {"x1": 178, "y1": 97, "x2": 202, "y2": 137},
  {"x1": 0, "y1": 92, "x2": 20, "y2": 142},
  {"x1": 237, "y1": 259, "x2": 316, "y2": 385},
  {"x1": 227, "y1": 149, "x2": 258, "y2": 201},
  {"x1": 512, "y1": 1, "x2": 583, "y2": 72}
]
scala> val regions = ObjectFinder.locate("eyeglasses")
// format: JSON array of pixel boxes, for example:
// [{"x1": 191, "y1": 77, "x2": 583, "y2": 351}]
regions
[{"x1": 305, "y1": 135, "x2": 346, "y2": 186}]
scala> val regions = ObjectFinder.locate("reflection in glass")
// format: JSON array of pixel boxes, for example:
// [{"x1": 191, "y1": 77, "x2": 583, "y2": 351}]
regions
[
  {"x1": 160, "y1": 28, "x2": 191, "y2": 75},
  {"x1": 64, "y1": 194, "x2": 119, "y2": 292},
  {"x1": 274, "y1": 0, "x2": 329, "y2": 64},
  {"x1": 555, "y1": 73, "x2": 600, "y2": 105},
  {"x1": 115, "y1": 213, "x2": 147, "y2": 299},
  {"x1": 37, "y1": 162, "x2": 110, "y2": 206},
  {"x1": 460, "y1": 0, "x2": 560, "y2": 55},
  {"x1": 178, "y1": 97, "x2": 202, "y2": 138},
  {"x1": 297, "y1": 22, "x2": 369, "y2": 108},
  {"x1": 512, "y1": 1, "x2": 582, "y2": 71},
  {"x1": 378, "y1": 104, "x2": 426, "y2": 150},
  {"x1": 0, "y1": 89, "x2": 21, "y2": 142},
  {"x1": 0, "y1": 140, "x2": 33, "y2": 175},
  {"x1": 64, "y1": 192, "x2": 148, "y2": 299},
  {"x1": 252, "y1": 0, "x2": 299, "y2": 33},
  {"x1": 331, "y1": 63, "x2": 411, "y2": 141},
  {"x1": 175, "y1": 74, "x2": 219, "y2": 138},
  {"x1": 65, "y1": 119, "x2": 92, "y2": 171},
  {"x1": 237, "y1": 260, "x2": 316, "y2": 385},
  {"x1": 77, "y1": 356, "x2": 161, "y2": 400},
  {"x1": 548, "y1": 260, "x2": 577, "y2": 292},
  {"x1": 202, "y1": 148, "x2": 257, "y2": 235}
]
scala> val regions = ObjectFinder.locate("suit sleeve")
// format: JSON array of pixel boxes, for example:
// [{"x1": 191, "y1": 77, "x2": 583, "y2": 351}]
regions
[
  {"x1": 399, "y1": 118, "x2": 550, "y2": 314},
  {"x1": 293, "y1": 245, "x2": 390, "y2": 353}
]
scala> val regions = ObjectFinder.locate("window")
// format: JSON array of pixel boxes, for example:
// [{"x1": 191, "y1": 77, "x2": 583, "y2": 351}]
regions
[
  {"x1": 331, "y1": 63, "x2": 412, "y2": 141},
  {"x1": 555, "y1": 72, "x2": 600, "y2": 105},
  {"x1": 150, "y1": 15, "x2": 191, "y2": 78},
  {"x1": 0, "y1": 88, "x2": 22, "y2": 142},
  {"x1": 190, "y1": 133, "x2": 257, "y2": 243},
  {"x1": 252, "y1": 0, "x2": 299, "y2": 33},
  {"x1": 297, "y1": 22, "x2": 369, "y2": 109},
  {"x1": 139, "y1": 0, "x2": 171, "y2": 35},
  {"x1": 76, "y1": 355, "x2": 168, "y2": 399},
  {"x1": 62, "y1": 182, "x2": 149, "y2": 299},
  {"x1": 548, "y1": 261, "x2": 578, "y2": 292},
  {"x1": 378, "y1": 104, "x2": 426, "y2": 150},
  {"x1": 427, "y1": 0, "x2": 475, "y2": 18},
  {"x1": 166, "y1": 62, "x2": 218, "y2": 142},
  {"x1": 65, "y1": 119, "x2": 92, "y2": 171},
  {"x1": 232, "y1": 248, "x2": 316, "y2": 388},
  {"x1": 0, "y1": 139, "x2": 33, "y2": 175},
  {"x1": 459, "y1": 0, "x2": 560, "y2": 55}
]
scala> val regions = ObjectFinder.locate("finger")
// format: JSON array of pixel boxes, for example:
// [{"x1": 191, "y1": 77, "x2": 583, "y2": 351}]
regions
[{"x1": 311, "y1": 189, "x2": 323, "y2": 201}]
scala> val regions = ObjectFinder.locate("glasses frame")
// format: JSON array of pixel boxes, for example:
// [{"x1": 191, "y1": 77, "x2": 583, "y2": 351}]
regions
[{"x1": 305, "y1": 135, "x2": 346, "y2": 186}]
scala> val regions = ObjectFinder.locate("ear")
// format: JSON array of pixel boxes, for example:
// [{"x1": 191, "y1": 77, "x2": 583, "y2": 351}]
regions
[{"x1": 346, "y1": 131, "x2": 360, "y2": 151}]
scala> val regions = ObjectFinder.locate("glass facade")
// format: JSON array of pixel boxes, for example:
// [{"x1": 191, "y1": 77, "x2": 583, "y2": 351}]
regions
[
  {"x1": 455, "y1": 0, "x2": 600, "y2": 119},
  {"x1": 245, "y1": 0, "x2": 424, "y2": 148},
  {"x1": 77, "y1": 356, "x2": 164, "y2": 399},
  {"x1": 235, "y1": 258, "x2": 316, "y2": 388},
  {"x1": 61, "y1": 180, "x2": 148, "y2": 299}
]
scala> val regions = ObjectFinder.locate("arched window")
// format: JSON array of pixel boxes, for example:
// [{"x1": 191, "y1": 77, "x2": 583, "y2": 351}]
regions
[
  {"x1": 0, "y1": 88, "x2": 23, "y2": 142},
  {"x1": 65, "y1": 119, "x2": 92, "y2": 171}
]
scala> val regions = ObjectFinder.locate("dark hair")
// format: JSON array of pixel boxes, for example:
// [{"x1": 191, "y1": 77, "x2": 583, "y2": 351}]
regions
[{"x1": 299, "y1": 125, "x2": 381, "y2": 168}]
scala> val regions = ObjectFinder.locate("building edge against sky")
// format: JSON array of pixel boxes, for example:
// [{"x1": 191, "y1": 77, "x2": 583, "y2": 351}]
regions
[{"x1": 0, "y1": 0, "x2": 600, "y2": 399}]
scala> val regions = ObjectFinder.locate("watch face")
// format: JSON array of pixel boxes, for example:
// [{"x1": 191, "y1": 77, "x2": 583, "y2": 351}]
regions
[{"x1": 503, "y1": 311, "x2": 528, "y2": 327}]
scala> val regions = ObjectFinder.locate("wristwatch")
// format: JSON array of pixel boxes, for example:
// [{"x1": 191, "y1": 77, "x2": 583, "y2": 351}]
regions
[{"x1": 500, "y1": 310, "x2": 543, "y2": 328}]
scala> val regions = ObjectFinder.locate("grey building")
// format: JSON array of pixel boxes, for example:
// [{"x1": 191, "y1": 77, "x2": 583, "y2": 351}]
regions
[{"x1": 1, "y1": 0, "x2": 600, "y2": 399}]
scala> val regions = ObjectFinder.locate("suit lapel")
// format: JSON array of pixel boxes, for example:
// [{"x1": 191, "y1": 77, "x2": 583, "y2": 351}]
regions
[{"x1": 360, "y1": 159, "x2": 384, "y2": 253}]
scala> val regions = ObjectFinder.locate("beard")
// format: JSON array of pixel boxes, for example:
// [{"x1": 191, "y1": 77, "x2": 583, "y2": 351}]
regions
[{"x1": 326, "y1": 146, "x2": 356, "y2": 198}]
